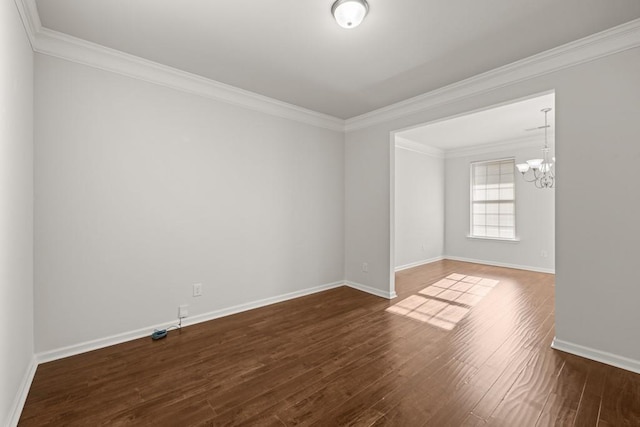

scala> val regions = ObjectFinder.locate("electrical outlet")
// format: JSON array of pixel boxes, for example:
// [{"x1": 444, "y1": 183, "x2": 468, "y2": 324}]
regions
[
  {"x1": 541, "y1": 250, "x2": 548, "y2": 258},
  {"x1": 362, "y1": 262, "x2": 369, "y2": 273},
  {"x1": 178, "y1": 304, "x2": 189, "y2": 318},
  {"x1": 192, "y1": 283, "x2": 203, "y2": 297}
]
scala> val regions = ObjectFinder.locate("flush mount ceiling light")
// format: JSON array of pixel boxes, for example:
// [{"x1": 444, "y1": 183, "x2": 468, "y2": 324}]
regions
[{"x1": 331, "y1": 0, "x2": 369, "y2": 29}]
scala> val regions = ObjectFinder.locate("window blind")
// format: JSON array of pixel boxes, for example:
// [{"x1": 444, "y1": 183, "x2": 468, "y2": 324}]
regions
[{"x1": 470, "y1": 158, "x2": 516, "y2": 239}]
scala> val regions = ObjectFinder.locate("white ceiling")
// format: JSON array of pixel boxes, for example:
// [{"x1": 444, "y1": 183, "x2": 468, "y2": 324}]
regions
[
  {"x1": 397, "y1": 93, "x2": 555, "y2": 151},
  {"x1": 35, "y1": 0, "x2": 640, "y2": 119}
]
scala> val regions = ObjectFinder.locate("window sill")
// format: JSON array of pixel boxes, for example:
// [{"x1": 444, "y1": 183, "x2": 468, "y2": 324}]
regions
[{"x1": 466, "y1": 235, "x2": 520, "y2": 243}]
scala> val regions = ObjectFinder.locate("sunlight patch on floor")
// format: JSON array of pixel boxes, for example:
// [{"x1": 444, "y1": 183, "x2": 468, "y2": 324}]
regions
[{"x1": 386, "y1": 273, "x2": 499, "y2": 330}]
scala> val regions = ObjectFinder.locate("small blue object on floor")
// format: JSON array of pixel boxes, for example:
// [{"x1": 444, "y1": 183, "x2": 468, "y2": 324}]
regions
[{"x1": 151, "y1": 329, "x2": 168, "y2": 340}]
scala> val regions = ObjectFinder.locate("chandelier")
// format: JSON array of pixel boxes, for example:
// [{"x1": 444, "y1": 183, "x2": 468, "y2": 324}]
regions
[{"x1": 516, "y1": 108, "x2": 555, "y2": 188}]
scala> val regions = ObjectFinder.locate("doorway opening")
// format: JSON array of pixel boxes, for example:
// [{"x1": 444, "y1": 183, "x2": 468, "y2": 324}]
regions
[{"x1": 389, "y1": 91, "x2": 556, "y2": 300}]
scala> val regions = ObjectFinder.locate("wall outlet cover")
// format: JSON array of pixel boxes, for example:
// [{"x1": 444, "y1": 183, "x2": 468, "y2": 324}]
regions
[
  {"x1": 193, "y1": 283, "x2": 203, "y2": 297},
  {"x1": 178, "y1": 304, "x2": 189, "y2": 318}
]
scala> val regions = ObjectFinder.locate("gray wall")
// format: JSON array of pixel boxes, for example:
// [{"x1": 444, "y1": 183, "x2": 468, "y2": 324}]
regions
[
  {"x1": 34, "y1": 55, "x2": 345, "y2": 353},
  {"x1": 345, "y1": 47, "x2": 640, "y2": 362},
  {"x1": 0, "y1": 1, "x2": 34, "y2": 424},
  {"x1": 394, "y1": 146, "x2": 444, "y2": 269},
  {"x1": 444, "y1": 144, "x2": 555, "y2": 272}
]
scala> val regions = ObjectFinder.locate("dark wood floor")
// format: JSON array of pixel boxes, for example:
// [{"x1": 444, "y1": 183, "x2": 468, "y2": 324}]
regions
[{"x1": 19, "y1": 260, "x2": 640, "y2": 426}]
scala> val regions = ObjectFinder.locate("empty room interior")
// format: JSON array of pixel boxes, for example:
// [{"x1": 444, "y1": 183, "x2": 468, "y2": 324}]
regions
[{"x1": 2, "y1": 0, "x2": 640, "y2": 425}]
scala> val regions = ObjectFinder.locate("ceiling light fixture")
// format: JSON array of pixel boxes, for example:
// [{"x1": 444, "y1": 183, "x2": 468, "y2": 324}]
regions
[
  {"x1": 516, "y1": 108, "x2": 555, "y2": 188},
  {"x1": 331, "y1": 0, "x2": 369, "y2": 29}
]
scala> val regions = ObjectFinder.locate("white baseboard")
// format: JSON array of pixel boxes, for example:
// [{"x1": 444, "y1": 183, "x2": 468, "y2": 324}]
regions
[
  {"x1": 37, "y1": 319, "x2": 187, "y2": 364},
  {"x1": 37, "y1": 280, "x2": 345, "y2": 364},
  {"x1": 7, "y1": 355, "x2": 37, "y2": 427},
  {"x1": 345, "y1": 281, "x2": 397, "y2": 299},
  {"x1": 395, "y1": 256, "x2": 444, "y2": 272},
  {"x1": 551, "y1": 337, "x2": 640, "y2": 375},
  {"x1": 444, "y1": 256, "x2": 555, "y2": 274},
  {"x1": 180, "y1": 281, "x2": 345, "y2": 328}
]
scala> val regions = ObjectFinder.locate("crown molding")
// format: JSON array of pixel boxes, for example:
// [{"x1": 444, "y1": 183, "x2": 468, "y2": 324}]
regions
[
  {"x1": 444, "y1": 134, "x2": 551, "y2": 159},
  {"x1": 395, "y1": 136, "x2": 445, "y2": 158},
  {"x1": 345, "y1": 18, "x2": 640, "y2": 132},
  {"x1": 33, "y1": 28, "x2": 345, "y2": 131},
  {"x1": 15, "y1": 0, "x2": 640, "y2": 134},
  {"x1": 14, "y1": 1, "x2": 344, "y2": 132},
  {"x1": 396, "y1": 134, "x2": 550, "y2": 159},
  {"x1": 13, "y1": 0, "x2": 40, "y2": 48}
]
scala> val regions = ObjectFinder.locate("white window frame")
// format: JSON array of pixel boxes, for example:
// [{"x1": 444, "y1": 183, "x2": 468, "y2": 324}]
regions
[{"x1": 468, "y1": 157, "x2": 519, "y2": 242}]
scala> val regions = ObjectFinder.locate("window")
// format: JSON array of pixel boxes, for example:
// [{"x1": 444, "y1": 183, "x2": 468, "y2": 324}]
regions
[{"x1": 470, "y1": 158, "x2": 516, "y2": 240}]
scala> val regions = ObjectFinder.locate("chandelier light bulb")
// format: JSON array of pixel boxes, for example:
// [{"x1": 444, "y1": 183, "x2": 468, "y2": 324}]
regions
[
  {"x1": 526, "y1": 159, "x2": 543, "y2": 169},
  {"x1": 332, "y1": 0, "x2": 369, "y2": 29}
]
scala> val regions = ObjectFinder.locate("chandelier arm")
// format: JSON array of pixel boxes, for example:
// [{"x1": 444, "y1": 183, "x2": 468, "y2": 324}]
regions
[
  {"x1": 533, "y1": 168, "x2": 541, "y2": 180},
  {"x1": 520, "y1": 171, "x2": 537, "y2": 183}
]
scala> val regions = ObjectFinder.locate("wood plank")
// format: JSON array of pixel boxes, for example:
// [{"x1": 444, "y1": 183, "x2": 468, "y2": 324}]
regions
[
  {"x1": 572, "y1": 360, "x2": 607, "y2": 427},
  {"x1": 18, "y1": 260, "x2": 640, "y2": 427},
  {"x1": 316, "y1": 278, "x2": 552, "y2": 426},
  {"x1": 598, "y1": 363, "x2": 640, "y2": 426},
  {"x1": 487, "y1": 345, "x2": 565, "y2": 425},
  {"x1": 535, "y1": 353, "x2": 589, "y2": 426}
]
